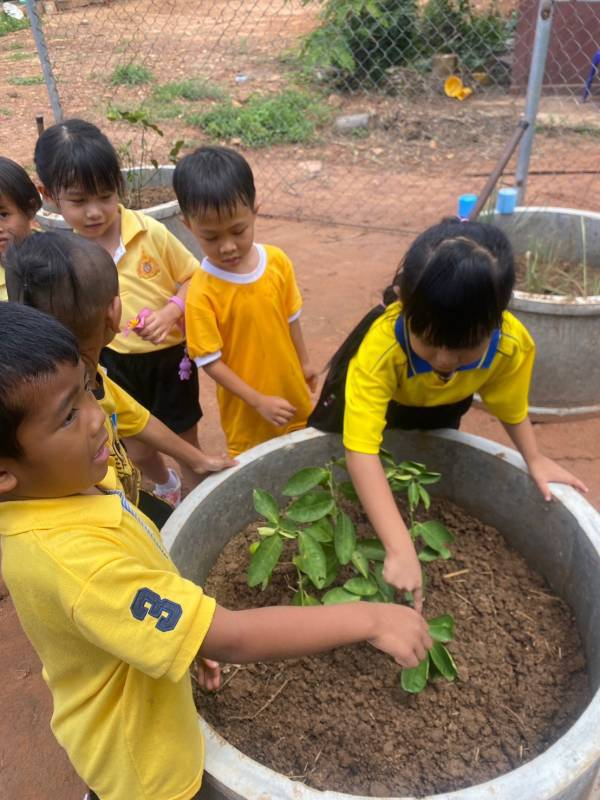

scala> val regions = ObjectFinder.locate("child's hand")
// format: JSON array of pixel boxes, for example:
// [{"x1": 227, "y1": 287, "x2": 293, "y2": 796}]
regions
[
  {"x1": 255, "y1": 394, "x2": 297, "y2": 427},
  {"x1": 189, "y1": 452, "x2": 238, "y2": 476},
  {"x1": 383, "y1": 545, "x2": 423, "y2": 613},
  {"x1": 368, "y1": 604, "x2": 432, "y2": 667},
  {"x1": 137, "y1": 304, "x2": 182, "y2": 345},
  {"x1": 527, "y1": 454, "x2": 588, "y2": 502},
  {"x1": 195, "y1": 658, "x2": 221, "y2": 692},
  {"x1": 302, "y1": 362, "x2": 318, "y2": 393}
]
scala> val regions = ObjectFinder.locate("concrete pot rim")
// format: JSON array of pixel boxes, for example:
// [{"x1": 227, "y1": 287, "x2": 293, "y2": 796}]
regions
[
  {"x1": 35, "y1": 164, "x2": 181, "y2": 225},
  {"x1": 163, "y1": 428, "x2": 600, "y2": 800}
]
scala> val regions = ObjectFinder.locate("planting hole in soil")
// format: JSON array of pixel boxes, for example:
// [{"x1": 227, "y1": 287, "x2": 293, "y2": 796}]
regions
[{"x1": 194, "y1": 479, "x2": 590, "y2": 797}]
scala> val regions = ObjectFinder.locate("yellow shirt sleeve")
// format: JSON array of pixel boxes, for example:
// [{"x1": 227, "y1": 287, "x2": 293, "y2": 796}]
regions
[
  {"x1": 276, "y1": 248, "x2": 302, "y2": 319},
  {"x1": 186, "y1": 279, "x2": 224, "y2": 360},
  {"x1": 73, "y1": 554, "x2": 216, "y2": 683},
  {"x1": 479, "y1": 327, "x2": 535, "y2": 424},
  {"x1": 160, "y1": 225, "x2": 200, "y2": 286},
  {"x1": 102, "y1": 373, "x2": 150, "y2": 438},
  {"x1": 0, "y1": 266, "x2": 7, "y2": 301},
  {"x1": 344, "y1": 338, "x2": 400, "y2": 455}
]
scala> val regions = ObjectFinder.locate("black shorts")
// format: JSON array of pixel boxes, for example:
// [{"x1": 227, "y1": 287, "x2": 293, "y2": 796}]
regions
[
  {"x1": 138, "y1": 489, "x2": 173, "y2": 529},
  {"x1": 100, "y1": 344, "x2": 202, "y2": 434},
  {"x1": 386, "y1": 396, "x2": 473, "y2": 431}
]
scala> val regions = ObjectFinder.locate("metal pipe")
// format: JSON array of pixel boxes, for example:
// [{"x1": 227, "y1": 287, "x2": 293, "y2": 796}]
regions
[
  {"x1": 25, "y1": 0, "x2": 63, "y2": 123},
  {"x1": 514, "y1": 0, "x2": 555, "y2": 204}
]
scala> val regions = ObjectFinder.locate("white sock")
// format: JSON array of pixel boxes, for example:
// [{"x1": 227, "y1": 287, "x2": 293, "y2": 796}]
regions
[{"x1": 154, "y1": 468, "x2": 180, "y2": 493}]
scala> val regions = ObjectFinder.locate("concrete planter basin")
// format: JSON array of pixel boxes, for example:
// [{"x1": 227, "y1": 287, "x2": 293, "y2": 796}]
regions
[
  {"x1": 162, "y1": 428, "x2": 600, "y2": 800},
  {"x1": 490, "y1": 207, "x2": 600, "y2": 420},
  {"x1": 35, "y1": 165, "x2": 203, "y2": 261}
]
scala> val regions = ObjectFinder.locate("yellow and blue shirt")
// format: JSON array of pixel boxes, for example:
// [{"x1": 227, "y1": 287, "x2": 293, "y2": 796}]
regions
[
  {"x1": 344, "y1": 301, "x2": 535, "y2": 454},
  {"x1": 0, "y1": 467, "x2": 216, "y2": 800}
]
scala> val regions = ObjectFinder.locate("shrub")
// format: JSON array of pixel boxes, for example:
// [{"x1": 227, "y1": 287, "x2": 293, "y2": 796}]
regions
[
  {"x1": 153, "y1": 78, "x2": 225, "y2": 102},
  {"x1": 110, "y1": 63, "x2": 154, "y2": 86},
  {"x1": 0, "y1": 10, "x2": 29, "y2": 37}
]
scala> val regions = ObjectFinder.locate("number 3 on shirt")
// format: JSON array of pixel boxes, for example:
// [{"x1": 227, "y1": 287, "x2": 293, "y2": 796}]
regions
[{"x1": 130, "y1": 587, "x2": 182, "y2": 632}]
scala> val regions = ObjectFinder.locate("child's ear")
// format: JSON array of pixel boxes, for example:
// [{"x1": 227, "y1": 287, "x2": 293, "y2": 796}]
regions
[
  {"x1": 254, "y1": 201, "x2": 261, "y2": 216},
  {"x1": 37, "y1": 182, "x2": 52, "y2": 203},
  {"x1": 0, "y1": 468, "x2": 18, "y2": 497},
  {"x1": 106, "y1": 296, "x2": 122, "y2": 335},
  {"x1": 181, "y1": 215, "x2": 192, "y2": 231}
]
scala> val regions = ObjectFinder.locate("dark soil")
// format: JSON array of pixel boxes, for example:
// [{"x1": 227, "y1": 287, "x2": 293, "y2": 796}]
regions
[
  {"x1": 126, "y1": 185, "x2": 175, "y2": 211},
  {"x1": 194, "y1": 497, "x2": 590, "y2": 797},
  {"x1": 515, "y1": 253, "x2": 600, "y2": 297}
]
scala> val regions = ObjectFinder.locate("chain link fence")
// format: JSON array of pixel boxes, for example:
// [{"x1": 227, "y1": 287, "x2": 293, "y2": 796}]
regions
[{"x1": 1, "y1": 0, "x2": 599, "y2": 232}]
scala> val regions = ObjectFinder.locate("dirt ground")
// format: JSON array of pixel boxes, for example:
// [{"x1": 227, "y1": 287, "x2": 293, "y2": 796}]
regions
[{"x1": 1, "y1": 0, "x2": 600, "y2": 796}]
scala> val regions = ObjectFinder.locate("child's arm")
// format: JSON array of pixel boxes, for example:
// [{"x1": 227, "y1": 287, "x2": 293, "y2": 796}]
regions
[
  {"x1": 129, "y1": 414, "x2": 236, "y2": 475},
  {"x1": 204, "y1": 358, "x2": 297, "y2": 427},
  {"x1": 346, "y1": 450, "x2": 423, "y2": 612},
  {"x1": 501, "y1": 417, "x2": 588, "y2": 500},
  {"x1": 200, "y1": 600, "x2": 432, "y2": 667},
  {"x1": 289, "y1": 318, "x2": 317, "y2": 392},
  {"x1": 137, "y1": 281, "x2": 190, "y2": 345}
]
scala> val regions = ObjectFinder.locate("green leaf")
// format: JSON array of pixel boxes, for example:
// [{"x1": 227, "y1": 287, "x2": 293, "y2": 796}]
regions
[
  {"x1": 291, "y1": 589, "x2": 320, "y2": 606},
  {"x1": 417, "y1": 484, "x2": 431, "y2": 510},
  {"x1": 418, "y1": 546, "x2": 440, "y2": 562},
  {"x1": 304, "y1": 518, "x2": 334, "y2": 543},
  {"x1": 407, "y1": 481, "x2": 420, "y2": 509},
  {"x1": 401, "y1": 656, "x2": 430, "y2": 693},
  {"x1": 351, "y1": 548, "x2": 369, "y2": 579},
  {"x1": 400, "y1": 460, "x2": 427, "y2": 472},
  {"x1": 379, "y1": 448, "x2": 396, "y2": 468},
  {"x1": 428, "y1": 615, "x2": 455, "y2": 643},
  {"x1": 373, "y1": 562, "x2": 395, "y2": 602},
  {"x1": 417, "y1": 471, "x2": 442, "y2": 485},
  {"x1": 253, "y1": 489, "x2": 280, "y2": 525},
  {"x1": 339, "y1": 480, "x2": 358, "y2": 501},
  {"x1": 298, "y1": 531, "x2": 328, "y2": 589},
  {"x1": 282, "y1": 467, "x2": 330, "y2": 497},
  {"x1": 248, "y1": 541, "x2": 260, "y2": 554},
  {"x1": 334, "y1": 511, "x2": 356, "y2": 565},
  {"x1": 287, "y1": 491, "x2": 335, "y2": 523},
  {"x1": 357, "y1": 538, "x2": 386, "y2": 562},
  {"x1": 321, "y1": 587, "x2": 361, "y2": 605},
  {"x1": 415, "y1": 521, "x2": 454, "y2": 554},
  {"x1": 257, "y1": 526, "x2": 277, "y2": 537},
  {"x1": 247, "y1": 534, "x2": 283, "y2": 587},
  {"x1": 344, "y1": 576, "x2": 378, "y2": 596},
  {"x1": 429, "y1": 642, "x2": 458, "y2": 681},
  {"x1": 278, "y1": 528, "x2": 298, "y2": 540}
]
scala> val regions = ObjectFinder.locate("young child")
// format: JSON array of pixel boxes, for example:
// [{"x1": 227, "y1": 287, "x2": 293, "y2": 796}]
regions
[
  {"x1": 0, "y1": 301, "x2": 432, "y2": 800},
  {"x1": 4, "y1": 231, "x2": 234, "y2": 528},
  {"x1": 0, "y1": 156, "x2": 41, "y2": 300},
  {"x1": 34, "y1": 118, "x2": 201, "y2": 505},
  {"x1": 309, "y1": 217, "x2": 587, "y2": 611},
  {"x1": 173, "y1": 145, "x2": 315, "y2": 457}
]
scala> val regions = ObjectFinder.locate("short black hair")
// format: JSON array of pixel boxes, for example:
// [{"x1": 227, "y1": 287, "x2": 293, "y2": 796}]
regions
[
  {"x1": 173, "y1": 145, "x2": 256, "y2": 219},
  {"x1": 0, "y1": 157, "x2": 42, "y2": 217},
  {"x1": 0, "y1": 303, "x2": 79, "y2": 459},
  {"x1": 398, "y1": 217, "x2": 515, "y2": 349},
  {"x1": 4, "y1": 231, "x2": 119, "y2": 342},
  {"x1": 34, "y1": 118, "x2": 124, "y2": 199}
]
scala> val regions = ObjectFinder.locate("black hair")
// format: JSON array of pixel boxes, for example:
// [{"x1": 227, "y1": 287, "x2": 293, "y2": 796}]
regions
[
  {"x1": 309, "y1": 217, "x2": 515, "y2": 432},
  {"x1": 173, "y1": 145, "x2": 256, "y2": 219},
  {"x1": 34, "y1": 118, "x2": 125, "y2": 199},
  {"x1": 0, "y1": 157, "x2": 42, "y2": 217},
  {"x1": 0, "y1": 303, "x2": 79, "y2": 459},
  {"x1": 4, "y1": 231, "x2": 119, "y2": 342}
]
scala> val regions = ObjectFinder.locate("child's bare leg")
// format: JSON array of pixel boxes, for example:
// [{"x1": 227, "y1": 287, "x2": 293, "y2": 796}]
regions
[
  {"x1": 177, "y1": 424, "x2": 203, "y2": 489},
  {"x1": 124, "y1": 438, "x2": 170, "y2": 485}
]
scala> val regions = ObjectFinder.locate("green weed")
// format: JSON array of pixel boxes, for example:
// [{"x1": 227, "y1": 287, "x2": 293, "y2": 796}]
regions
[
  {"x1": 153, "y1": 77, "x2": 225, "y2": 102},
  {"x1": 8, "y1": 50, "x2": 34, "y2": 61},
  {"x1": 110, "y1": 63, "x2": 154, "y2": 86},
  {"x1": 8, "y1": 75, "x2": 44, "y2": 85},
  {"x1": 0, "y1": 12, "x2": 29, "y2": 37}
]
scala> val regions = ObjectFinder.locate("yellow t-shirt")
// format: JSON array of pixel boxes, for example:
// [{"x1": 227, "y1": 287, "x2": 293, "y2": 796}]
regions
[
  {"x1": 97, "y1": 369, "x2": 150, "y2": 504},
  {"x1": 0, "y1": 468, "x2": 216, "y2": 800},
  {"x1": 186, "y1": 244, "x2": 312, "y2": 456},
  {"x1": 0, "y1": 265, "x2": 7, "y2": 301},
  {"x1": 344, "y1": 301, "x2": 535, "y2": 454},
  {"x1": 108, "y1": 206, "x2": 200, "y2": 355}
]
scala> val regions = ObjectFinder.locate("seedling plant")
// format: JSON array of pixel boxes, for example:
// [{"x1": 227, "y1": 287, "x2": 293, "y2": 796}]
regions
[{"x1": 248, "y1": 450, "x2": 458, "y2": 692}]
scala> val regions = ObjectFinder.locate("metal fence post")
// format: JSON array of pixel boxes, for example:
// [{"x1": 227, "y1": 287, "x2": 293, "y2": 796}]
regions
[
  {"x1": 25, "y1": 0, "x2": 63, "y2": 123},
  {"x1": 514, "y1": 0, "x2": 555, "y2": 204}
]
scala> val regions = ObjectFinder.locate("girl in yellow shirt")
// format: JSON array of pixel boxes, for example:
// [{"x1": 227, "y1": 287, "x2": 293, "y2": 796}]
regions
[
  {"x1": 0, "y1": 157, "x2": 41, "y2": 300},
  {"x1": 310, "y1": 218, "x2": 587, "y2": 610}
]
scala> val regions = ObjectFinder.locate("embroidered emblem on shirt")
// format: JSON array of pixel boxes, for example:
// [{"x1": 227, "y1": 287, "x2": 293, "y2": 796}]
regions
[
  {"x1": 130, "y1": 587, "x2": 182, "y2": 632},
  {"x1": 137, "y1": 254, "x2": 160, "y2": 280}
]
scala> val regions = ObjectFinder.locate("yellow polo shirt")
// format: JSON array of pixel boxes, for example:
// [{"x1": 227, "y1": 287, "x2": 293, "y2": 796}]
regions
[
  {"x1": 344, "y1": 301, "x2": 535, "y2": 454},
  {"x1": 107, "y1": 206, "x2": 200, "y2": 355},
  {"x1": 0, "y1": 468, "x2": 216, "y2": 800},
  {"x1": 0, "y1": 265, "x2": 7, "y2": 301},
  {"x1": 97, "y1": 369, "x2": 150, "y2": 504}
]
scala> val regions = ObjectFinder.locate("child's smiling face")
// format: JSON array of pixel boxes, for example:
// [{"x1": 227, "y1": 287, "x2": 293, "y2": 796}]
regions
[
  {"x1": 0, "y1": 192, "x2": 33, "y2": 256},
  {"x1": 1, "y1": 360, "x2": 109, "y2": 499},
  {"x1": 55, "y1": 186, "x2": 120, "y2": 244},
  {"x1": 185, "y1": 202, "x2": 256, "y2": 273}
]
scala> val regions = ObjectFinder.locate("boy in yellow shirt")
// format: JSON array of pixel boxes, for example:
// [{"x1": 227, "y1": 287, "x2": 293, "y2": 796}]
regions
[
  {"x1": 0, "y1": 302, "x2": 432, "y2": 800},
  {"x1": 0, "y1": 157, "x2": 41, "y2": 300},
  {"x1": 4, "y1": 231, "x2": 234, "y2": 527},
  {"x1": 173, "y1": 146, "x2": 315, "y2": 456}
]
